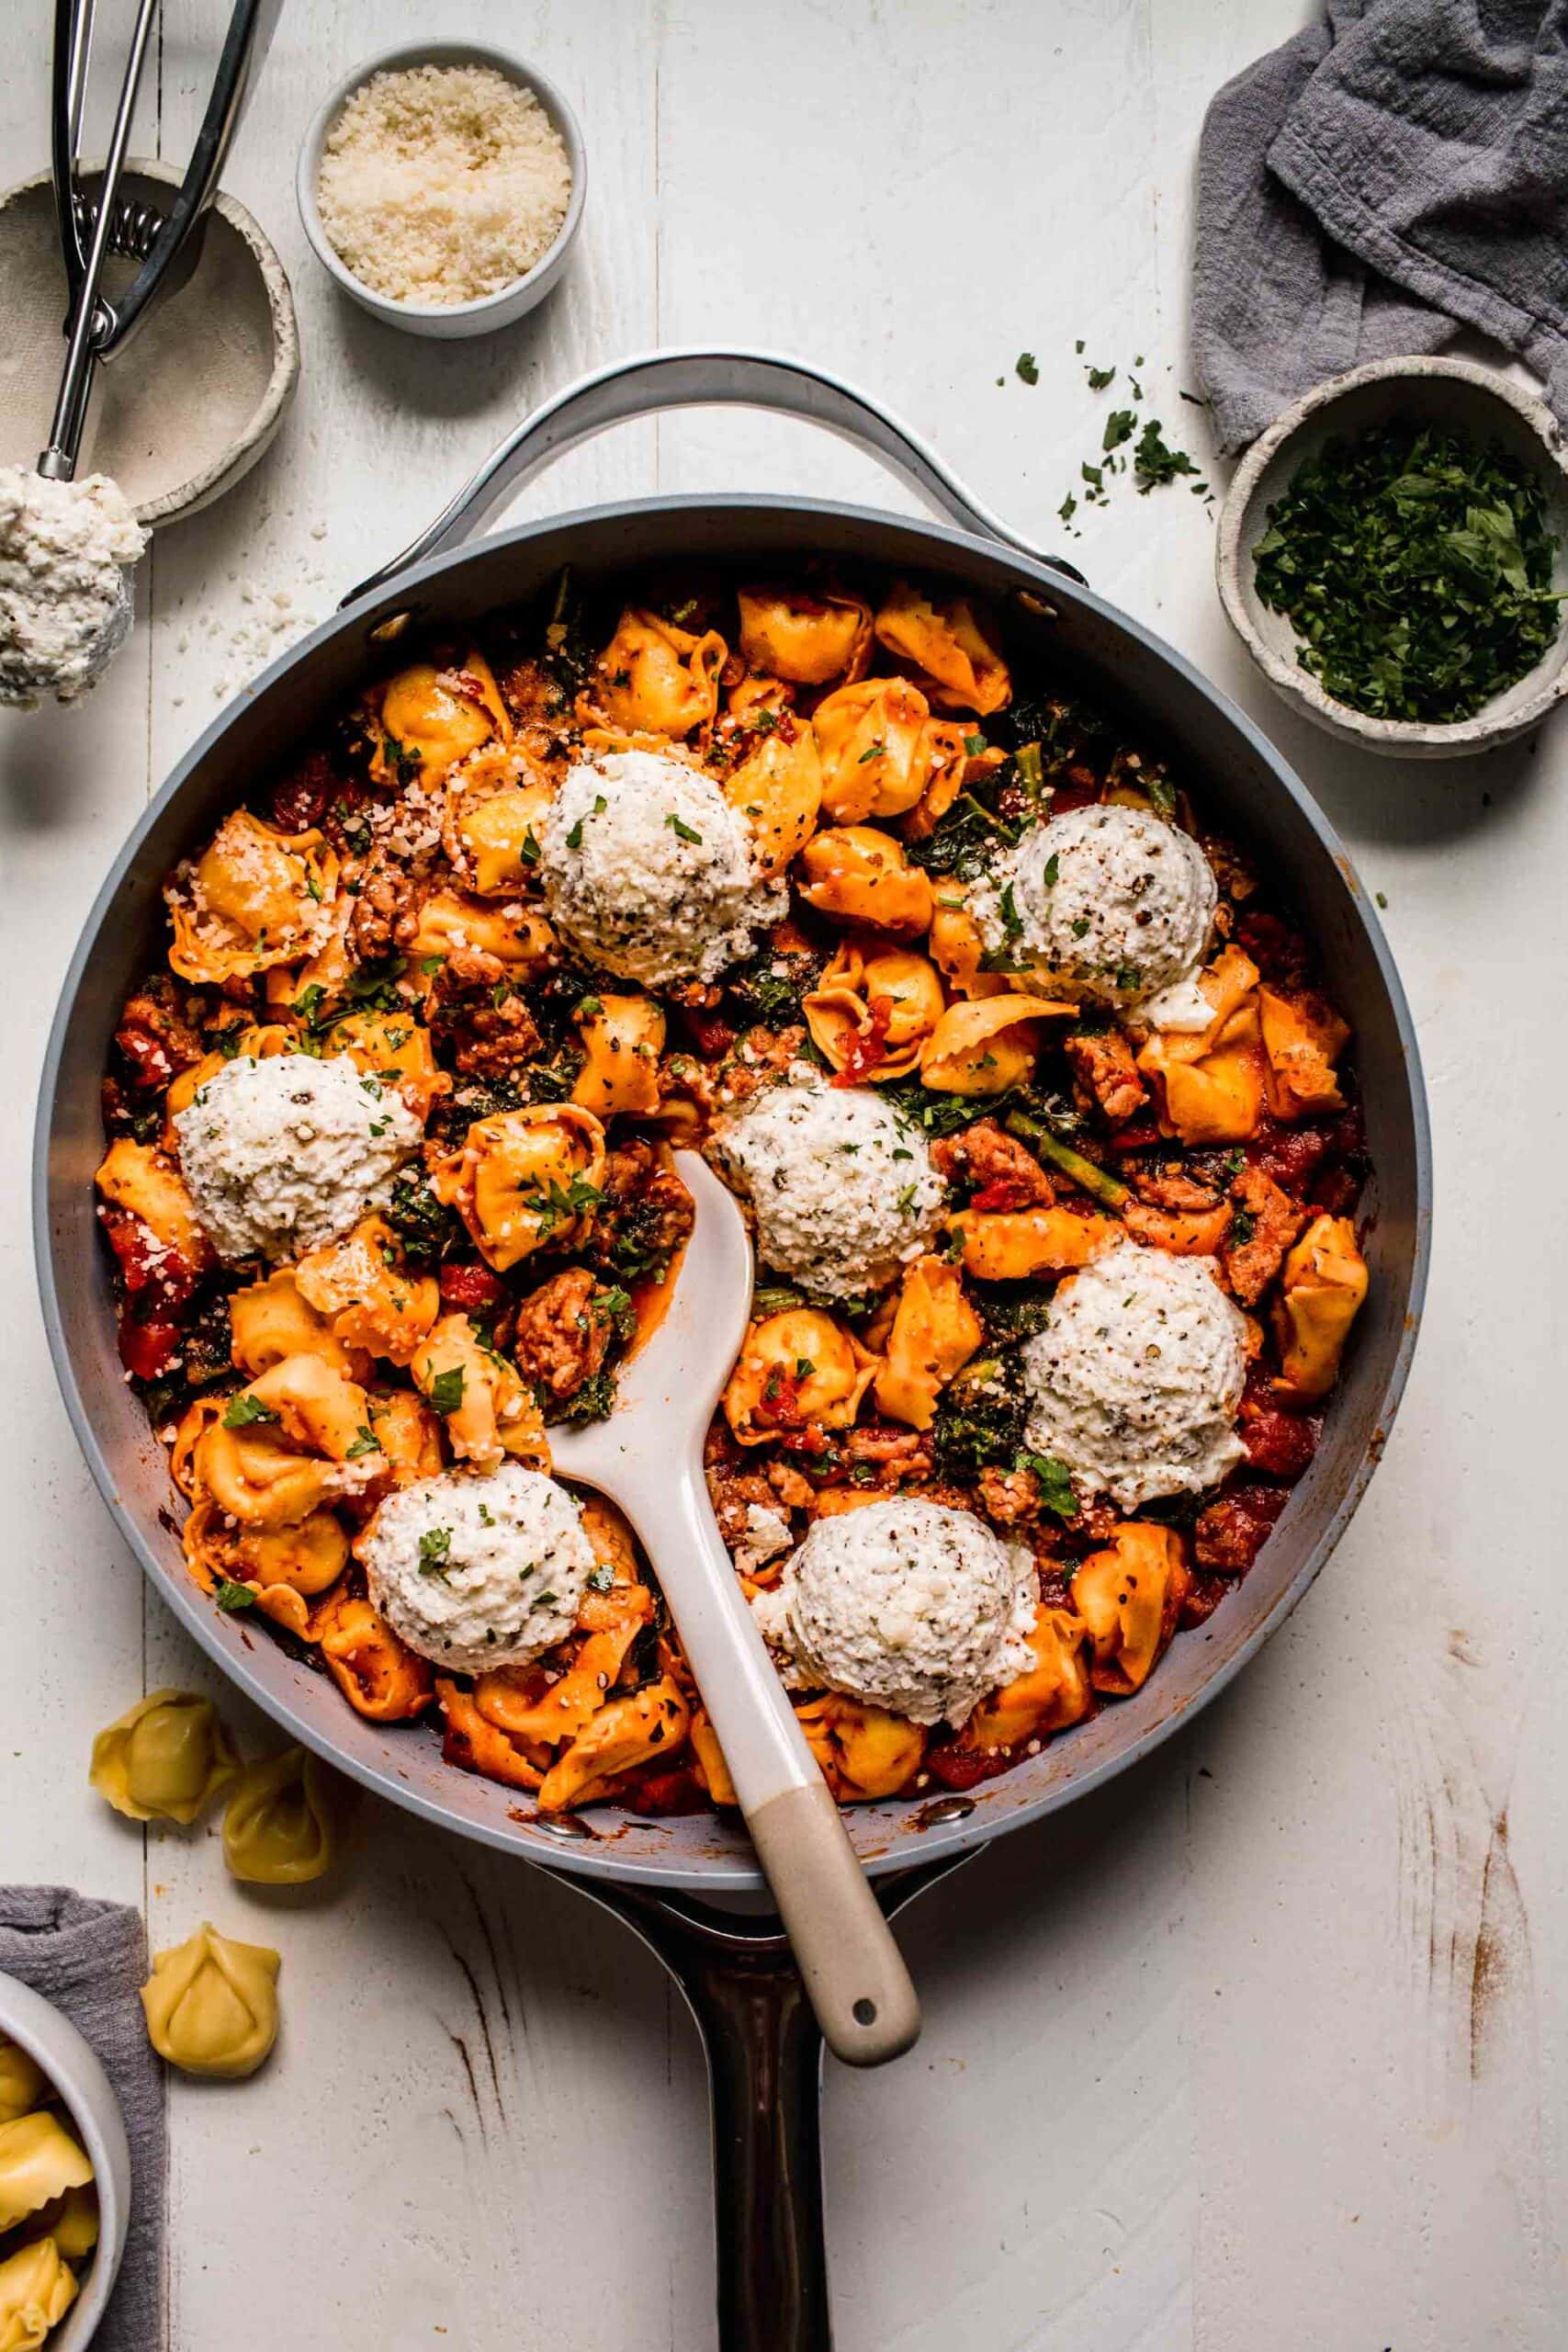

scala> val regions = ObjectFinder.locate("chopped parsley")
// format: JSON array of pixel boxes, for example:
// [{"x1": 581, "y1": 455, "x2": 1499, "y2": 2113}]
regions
[
  {"x1": 1102, "y1": 408, "x2": 1136, "y2": 453},
  {"x1": 222, "y1": 1392, "x2": 277, "y2": 1430},
  {"x1": 1134, "y1": 418, "x2": 1202, "y2": 493},
  {"x1": 345, "y1": 1424, "x2": 380, "y2": 1460},
  {"x1": 1086, "y1": 363, "x2": 1115, "y2": 390},
  {"x1": 418, "y1": 1527, "x2": 453, "y2": 1577},
  {"x1": 1253, "y1": 418, "x2": 1562, "y2": 723},
  {"x1": 1016, "y1": 352, "x2": 1040, "y2": 386},
  {"x1": 1016, "y1": 1450, "x2": 1079, "y2": 1521},
  {"x1": 428, "y1": 1365, "x2": 467, "y2": 1417},
  {"x1": 667, "y1": 813, "x2": 703, "y2": 844}
]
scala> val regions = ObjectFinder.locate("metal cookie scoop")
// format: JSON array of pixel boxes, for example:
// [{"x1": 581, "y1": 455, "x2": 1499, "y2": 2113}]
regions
[
  {"x1": 548, "y1": 1150, "x2": 922, "y2": 2067},
  {"x1": 0, "y1": 0, "x2": 276, "y2": 705}
]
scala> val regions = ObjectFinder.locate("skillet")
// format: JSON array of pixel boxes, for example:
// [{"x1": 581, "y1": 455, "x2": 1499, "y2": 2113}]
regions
[{"x1": 34, "y1": 350, "x2": 1431, "y2": 2350}]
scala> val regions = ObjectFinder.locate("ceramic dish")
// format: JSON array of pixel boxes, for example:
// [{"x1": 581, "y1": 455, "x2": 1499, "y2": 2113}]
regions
[
  {"x1": 1216, "y1": 355, "x2": 1568, "y2": 760},
  {"x1": 0, "y1": 160, "x2": 299, "y2": 529},
  {"x1": 0, "y1": 1971, "x2": 130, "y2": 2350},
  {"x1": 295, "y1": 41, "x2": 587, "y2": 341}
]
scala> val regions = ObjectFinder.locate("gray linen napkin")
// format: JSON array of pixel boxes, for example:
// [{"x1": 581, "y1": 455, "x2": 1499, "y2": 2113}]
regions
[
  {"x1": 1195, "y1": 0, "x2": 1568, "y2": 455},
  {"x1": 0, "y1": 1888, "x2": 162, "y2": 2352}
]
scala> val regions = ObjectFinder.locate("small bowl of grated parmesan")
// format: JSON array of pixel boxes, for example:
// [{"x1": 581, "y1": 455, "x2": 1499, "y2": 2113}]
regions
[{"x1": 297, "y1": 43, "x2": 585, "y2": 339}]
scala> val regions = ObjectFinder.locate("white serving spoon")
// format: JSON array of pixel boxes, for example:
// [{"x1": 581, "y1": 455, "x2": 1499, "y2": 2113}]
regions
[{"x1": 548, "y1": 1150, "x2": 920, "y2": 2066}]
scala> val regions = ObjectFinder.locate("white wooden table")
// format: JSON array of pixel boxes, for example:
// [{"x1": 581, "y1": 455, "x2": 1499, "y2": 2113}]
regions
[{"x1": 4, "y1": 3, "x2": 1563, "y2": 2345}]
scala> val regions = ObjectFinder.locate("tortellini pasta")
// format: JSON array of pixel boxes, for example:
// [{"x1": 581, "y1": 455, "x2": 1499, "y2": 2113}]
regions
[
  {"x1": 376, "y1": 652, "x2": 508, "y2": 785},
  {"x1": 228, "y1": 1268, "x2": 367, "y2": 1382},
  {"x1": 586, "y1": 607, "x2": 727, "y2": 738},
  {"x1": 873, "y1": 581, "x2": 1010, "y2": 714},
  {"x1": 0, "y1": 2235, "x2": 78, "y2": 2350},
  {"x1": 141, "y1": 1923, "x2": 280, "y2": 2080},
  {"x1": 736, "y1": 583, "x2": 871, "y2": 684},
  {"x1": 571, "y1": 991, "x2": 666, "y2": 1119},
  {"x1": 1136, "y1": 945, "x2": 1267, "y2": 1145},
  {"x1": 324, "y1": 1010, "x2": 447, "y2": 1122},
  {"x1": 795, "y1": 1693, "x2": 926, "y2": 1801},
  {"x1": 722, "y1": 719, "x2": 823, "y2": 877},
  {"x1": 433, "y1": 1103, "x2": 605, "y2": 1273},
  {"x1": 20, "y1": 2186, "x2": 98, "y2": 2262},
  {"x1": 536, "y1": 1678, "x2": 690, "y2": 1814},
  {"x1": 89, "y1": 1688, "x2": 239, "y2": 1826},
  {"x1": 814, "y1": 676, "x2": 934, "y2": 823},
  {"x1": 222, "y1": 1747, "x2": 348, "y2": 1885},
  {"x1": 443, "y1": 742, "x2": 554, "y2": 895},
  {"x1": 410, "y1": 890, "x2": 558, "y2": 977},
  {"x1": 964, "y1": 1609, "x2": 1094, "y2": 1749},
  {"x1": 182, "y1": 1500, "x2": 349, "y2": 1602},
  {"x1": 796, "y1": 825, "x2": 934, "y2": 935},
  {"x1": 872, "y1": 1258, "x2": 982, "y2": 1431},
  {"x1": 919, "y1": 991, "x2": 1074, "y2": 1095},
  {"x1": 1258, "y1": 984, "x2": 1350, "y2": 1120},
  {"x1": 313, "y1": 1589, "x2": 434, "y2": 1722},
  {"x1": 166, "y1": 811, "x2": 339, "y2": 985},
  {"x1": 803, "y1": 941, "x2": 946, "y2": 1083},
  {"x1": 927, "y1": 881, "x2": 1009, "y2": 1001},
  {"x1": 0, "y1": 2115, "x2": 92, "y2": 2233},
  {"x1": 409, "y1": 1312, "x2": 548, "y2": 1472},
  {"x1": 949, "y1": 1204, "x2": 1115, "y2": 1282},
  {"x1": 1271, "y1": 1214, "x2": 1368, "y2": 1406},
  {"x1": 1070, "y1": 1523, "x2": 1191, "y2": 1696},
  {"x1": 0, "y1": 2046, "x2": 44, "y2": 2132},
  {"x1": 296, "y1": 1215, "x2": 440, "y2": 1367},
  {"x1": 192, "y1": 1356, "x2": 383, "y2": 1528},
  {"x1": 94, "y1": 1137, "x2": 212, "y2": 1274},
  {"x1": 722, "y1": 1308, "x2": 878, "y2": 1446}
]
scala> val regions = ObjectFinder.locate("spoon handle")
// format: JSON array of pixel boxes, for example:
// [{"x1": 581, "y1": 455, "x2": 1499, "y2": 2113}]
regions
[{"x1": 626, "y1": 1448, "x2": 920, "y2": 2068}]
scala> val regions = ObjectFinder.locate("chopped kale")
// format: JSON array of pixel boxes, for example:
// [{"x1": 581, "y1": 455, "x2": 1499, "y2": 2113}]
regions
[{"x1": 385, "y1": 1168, "x2": 462, "y2": 1266}]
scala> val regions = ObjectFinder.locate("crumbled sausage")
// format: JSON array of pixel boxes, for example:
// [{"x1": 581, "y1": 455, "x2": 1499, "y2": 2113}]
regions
[
  {"x1": 1194, "y1": 1484, "x2": 1288, "y2": 1572},
  {"x1": 840, "y1": 1424, "x2": 933, "y2": 1487},
  {"x1": 114, "y1": 980, "x2": 205, "y2": 1091},
  {"x1": 593, "y1": 1142, "x2": 695, "y2": 1279},
  {"x1": 704, "y1": 1420, "x2": 782, "y2": 1542},
  {"x1": 512, "y1": 1267, "x2": 614, "y2": 1401},
  {"x1": 1064, "y1": 1027, "x2": 1147, "y2": 1125},
  {"x1": 932, "y1": 1119, "x2": 1055, "y2": 1208},
  {"x1": 348, "y1": 858, "x2": 419, "y2": 964},
  {"x1": 427, "y1": 947, "x2": 543, "y2": 1080},
  {"x1": 1224, "y1": 1163, "x2": 1305, "y2": 1305},
  {"x1": 1133, "y1": 1163, "x2": 1223, "y2": 1214},
  {"x1": 977, "y1": 1465, "x2": 1040, "y2": 1525}
]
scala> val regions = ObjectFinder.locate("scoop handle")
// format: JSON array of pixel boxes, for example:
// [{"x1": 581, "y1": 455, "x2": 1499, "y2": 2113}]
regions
[{"x1": 604, "y1": 1444, "x2": 919, "y2": 2068}]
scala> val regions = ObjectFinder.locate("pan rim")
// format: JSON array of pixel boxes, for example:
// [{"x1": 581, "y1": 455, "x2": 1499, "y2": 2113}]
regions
[{"x1": 33, "y1": 490, "x2": 1432, "y2": 1893}]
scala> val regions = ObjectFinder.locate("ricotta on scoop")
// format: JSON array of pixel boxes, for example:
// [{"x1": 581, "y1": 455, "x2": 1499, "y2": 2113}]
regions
[
  {"x1": 537, "y1": 750, "x2": 784, "y2": 987},
  {"x1": 361, "y1": 1463, "x2": 594, "y2": 1673},
  {"x1": 752, "y1": 1496, "x2": 1038, "y2": 1727},
  {"x1": 971, "y1": 803, "x2": 1216, "y2": 1018},
  {"x1": 1021, "y1": 1238, "x2": 1247, "y2": 1510},
  {"x1": 0, "y1": 467, "x2": 145, "y2": 707},
  {"x1": 713, "y1": 1069, "x2": 945, "y2": 1301},
  {"x1": 174, "y1": 1052, "x2": 422, "y2": 1264}
]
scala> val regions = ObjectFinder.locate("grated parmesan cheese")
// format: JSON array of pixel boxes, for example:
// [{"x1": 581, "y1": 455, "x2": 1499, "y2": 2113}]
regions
[{"x1": 316, "y1": 64, "x2": 572, "y2": 308}]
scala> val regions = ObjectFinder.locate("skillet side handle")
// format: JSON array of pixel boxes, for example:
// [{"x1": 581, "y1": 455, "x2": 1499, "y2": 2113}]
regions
[{"x1": 344, "y1": 346, "x2": 1086, "y2": 607}]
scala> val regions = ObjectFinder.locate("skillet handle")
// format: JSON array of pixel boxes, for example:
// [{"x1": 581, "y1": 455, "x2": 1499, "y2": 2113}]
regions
[{"x1": 344, "y1": 346, "x2": 1084, "y2": 607}]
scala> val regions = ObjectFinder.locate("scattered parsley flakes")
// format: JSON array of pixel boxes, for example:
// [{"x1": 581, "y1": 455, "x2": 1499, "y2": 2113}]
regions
[
  {"x1": 1102, "y1": 408, "x2": 1136, "y2": 454},
  {"x1": 1086, "y1": 363, "x2": 1115, "y2": 390},
  {"x1": 1134, "y1": 418, "x2": 1202, "y2": 493},
  {"x1": 1016, "y1": 1450, "x2": 1079, "y2": 1521},
  {"x1": 214, "y1": 1578, "x2": 256, "y2": 1612},
  {"x1": 428, "y1": 1365, "x2": 466, "y2": 1417},
  {"x1": 418, "y1": 1526, "x2": 453, "y2": 1577},
  {"x1": 1016, "y1": 352, "x2": 1040, "y2": 385},
  {"x1": 345, "y1": 1424, "x2": 380, "y2": 1460},
  {"x1": 667, "y1": 813, "x2": 703, "y2": 844},
  {"x1": 222, "y1": 1392, "x2": 276, "y2": 1429}
]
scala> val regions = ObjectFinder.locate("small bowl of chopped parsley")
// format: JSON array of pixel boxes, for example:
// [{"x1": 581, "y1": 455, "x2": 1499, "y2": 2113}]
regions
[{"x1": 1216, "y1": 356, "x2": 1568, "y2": 757}]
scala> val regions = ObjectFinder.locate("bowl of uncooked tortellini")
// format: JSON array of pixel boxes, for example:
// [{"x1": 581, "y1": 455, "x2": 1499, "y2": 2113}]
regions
[{"x1": 0, "y1": 1973, "x2": 130, "y2": 2350}]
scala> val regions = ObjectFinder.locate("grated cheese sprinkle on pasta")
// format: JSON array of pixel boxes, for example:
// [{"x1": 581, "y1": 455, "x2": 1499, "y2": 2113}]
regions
[{"x1": 316, "y1": 63, "x2": 572, "y2": 308}]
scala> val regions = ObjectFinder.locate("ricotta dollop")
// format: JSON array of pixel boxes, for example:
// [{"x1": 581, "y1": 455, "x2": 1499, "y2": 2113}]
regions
[
  {"x1": 361, "y1": 1463, "x2": 595, "y2": 1673},
  {"x1": 713, "y1": 1070, "x2": 945, "y2": 1300},
  {"x1": 537, "y1": 750, "x2": 784, "y2": 987},
  {"x1": 0, "y1": 467, "x2": 146, "y2": 707},
  {"x1": 1021, "y1": 1239, "x2": 1247, "y2": 1510},
  {"x1": 971, "y1": 804, "x2": 1215, "y2": 1015},
  {"x1": 752, "y1": 1497, "x2": 1038, "y2": 1727},
  {"x1": 174, "y1": 1052, "x2": 422, "y2": 1264}
]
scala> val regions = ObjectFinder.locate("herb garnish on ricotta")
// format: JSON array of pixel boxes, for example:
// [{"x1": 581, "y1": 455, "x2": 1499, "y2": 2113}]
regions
[
  {"x1": 752, "y1": 1496, "x2": 1038, "y2": 1726},
  {"x1": 1021, "y1": 1238, "x2": 1247, "y2": 1510},
  {"x1": 971, "y1": 803, "x2": 1215, "y2": 1021},
  {"x1": 538, "y1": 750, "x2": 784, "y2": 987},
  {"x1": 174, "y1": 1052, "x2": 421, "y2": 1264},
  {"x1": 361, "y1": 1463, "x2": 595, "y2": 1673},
  {"x1": 713, "y1": 1069, "x2": 945, "y2": 1301}
]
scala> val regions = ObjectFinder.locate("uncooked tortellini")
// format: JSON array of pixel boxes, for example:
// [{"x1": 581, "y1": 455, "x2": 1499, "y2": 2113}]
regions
[
  {"x1": 0, "y1": 2043, "x2": 44, "y2": 2131},
  {"x1": 222, "y1": 1748, "x2": 348, "y2": 1885},
  {"x1": 141, "y1": 1924, "x2": 280, "y2": 2080},
  {"x1": 0, "y1": 2235, "x2": 78, "y2": 2350},
  {"x1": 0, "y1": 2113, "x2": 92, "y2": 2233},
  {"x1": 90, "y1": 1689, "x2": 240, "y2": 1826}
]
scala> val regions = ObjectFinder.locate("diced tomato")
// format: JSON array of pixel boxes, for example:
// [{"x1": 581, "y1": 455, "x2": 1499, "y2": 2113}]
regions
[
  {"x1": 1247, "y1": 1114, "x2": 1333, "y2": 1199},
  {"x1": 1109, "y1": 1120, "x2": 1163, "y2": 1152},
  {"x1": 624, "y1": 1767, "x2": 710, "y2": 1816},
  {"x1": 1240, "y1": 1403, "x2": 1319, "y2": 1480},
  {"x1": 100, "y1": 1206, "x2": 200, "y2": 1311},
  {"x1": 969, "y1": 1176, "x2": 1036, "y2": 1213},
  {"x1": 924, "y1": 1741, "x2": 1016, "y2": 1793},
  {"x1": 439, "y1": 1261, "x2": 509, "y2": 1315},
  {"x1": 1234, "y1": 908, "x2": 1311, "y2": 986},
  {"x1": 684, "y1": 1008, "x2": 736, "y2": 1060},
  {"x1": 1194, "y1": 1483, "x2": 1289, "y2": 1574},
  {"x1": 269, "y1": 751, "x2": 337, "y2": 834},
  {"x1": 113, "y1": 1019, "x2": 178, "y2": 1091},
  {"x1": 831, "y1": 995, "x2": 894, "y2": 1087},
  {"x1": 119, "y1": 1315, "x2": 182, "y2": 1382}
]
